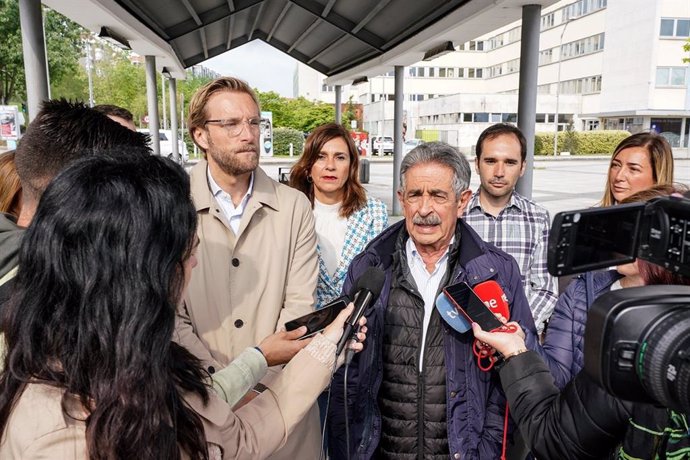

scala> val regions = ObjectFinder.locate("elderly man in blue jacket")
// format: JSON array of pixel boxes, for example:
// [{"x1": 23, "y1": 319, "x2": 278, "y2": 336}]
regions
[{"x1": 327, "y1": 142, "x2": 544, "y2": 459}]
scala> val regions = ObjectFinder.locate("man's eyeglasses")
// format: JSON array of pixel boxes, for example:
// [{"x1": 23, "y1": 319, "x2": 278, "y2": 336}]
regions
[{"x1": 204, "y1": 118, "x2": 261, "y2": 137}]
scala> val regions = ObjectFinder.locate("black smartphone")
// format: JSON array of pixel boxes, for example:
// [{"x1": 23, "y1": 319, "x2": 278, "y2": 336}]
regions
[
  {"x1": 284, "y1": 296, "x2": 350, "y2": 339},
  {"x1": 442, "y1": 281, "x2": 503, "y2": 331},
  {"x1": 547, "y1": 203, "x2": 644, "y2": 277}
]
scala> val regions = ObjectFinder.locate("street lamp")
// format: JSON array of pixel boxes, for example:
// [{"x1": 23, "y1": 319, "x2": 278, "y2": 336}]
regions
[{"x1": 553, "y1": 14, "x2": 572, "y2": 155}]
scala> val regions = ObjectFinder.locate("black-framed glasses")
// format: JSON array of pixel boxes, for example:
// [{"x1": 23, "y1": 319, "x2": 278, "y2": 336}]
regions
[{"x1": 204, "y1": 118, "x2": 261, "y2": 137}]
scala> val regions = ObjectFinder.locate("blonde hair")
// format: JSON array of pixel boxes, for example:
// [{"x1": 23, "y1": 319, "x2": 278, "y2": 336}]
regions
[
  {"x1": 600, "y1": 132, "x2": 674, "y2": 207},
  {"x1": 187, "y1": 77, "x2": 260, "y2": 155}
]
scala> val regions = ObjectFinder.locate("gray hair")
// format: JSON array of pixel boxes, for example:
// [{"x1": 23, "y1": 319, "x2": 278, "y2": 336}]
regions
[{"x1": 399, "y1": 141, "x2": 471, "y2": 198}]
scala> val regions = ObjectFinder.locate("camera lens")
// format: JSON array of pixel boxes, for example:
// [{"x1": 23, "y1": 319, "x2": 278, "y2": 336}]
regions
[{"x1": 639, "y1": 308, "x2": 690, "y2": 414}]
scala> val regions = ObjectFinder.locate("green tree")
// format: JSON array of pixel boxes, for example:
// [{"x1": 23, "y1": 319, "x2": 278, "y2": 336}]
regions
[
  {"x1": 254, "y1": 89, "x2": 339, "y2": 133},
  {"x1": 0, "y1": 2, "x2": 84, "y2": 104},
  {"x1": 342, "y1": 96, "x2": 357, "y2": 130},
  {"x1": 684, "y1": 38, "x2": 690, "y2": 63},
  {"x1": 92, "y1": 51, "x2": 147, "y2": 123}
]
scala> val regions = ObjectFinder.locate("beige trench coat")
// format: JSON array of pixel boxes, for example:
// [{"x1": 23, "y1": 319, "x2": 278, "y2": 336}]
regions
[
  {"x1": 0, "y1": 340, "x2": 333, "y2": 459},
  {"x1": 175, "y1": 160, "x2": 321, "y2": 459}
]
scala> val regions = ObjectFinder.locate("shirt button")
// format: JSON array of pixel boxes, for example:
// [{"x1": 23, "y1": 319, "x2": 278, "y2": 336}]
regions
[
  {"x1": 489, "y1": 268, "x2": 495, "y2": 273},
  {"x1": 454, "y1": 453, "x2": 460, "y2": 459},
  {"x1": 450, "y1": 391, "x2": 457, "y2": 398},
  {"x1": 232, "y1": 258, "x2": 240, "y2": 267},
  {"x1": 234, "y1": 319, "x2": 244, "y2": 328},
  {"x1": 208, "y1": 366, "x2": 216, "y2": 374}
]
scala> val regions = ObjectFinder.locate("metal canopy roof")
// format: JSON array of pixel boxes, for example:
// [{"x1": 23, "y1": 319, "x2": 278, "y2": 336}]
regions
[
  {"x1": 46, "y1": 0, "x2": 557, "y2": 83},
  {"x1": 117, "y1": 0, "x2": 483, "y2": 77}
]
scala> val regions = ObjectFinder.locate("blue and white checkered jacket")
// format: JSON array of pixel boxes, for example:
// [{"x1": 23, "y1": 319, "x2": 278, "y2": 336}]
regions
[{"x1": 315, "y1": 197, "x2": 388, "y2": 309}]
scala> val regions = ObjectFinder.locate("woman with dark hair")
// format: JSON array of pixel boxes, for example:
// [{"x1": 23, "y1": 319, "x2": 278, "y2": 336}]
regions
[
  {"x1": 0, "y1": 152, "x2": 365, "y2": 459},
  {"x1": 290, "y1": 123, "x2": 387, "y2": 308},
  {"x1": 600, "y1": 131, "x2": 674, "y2": 207}
]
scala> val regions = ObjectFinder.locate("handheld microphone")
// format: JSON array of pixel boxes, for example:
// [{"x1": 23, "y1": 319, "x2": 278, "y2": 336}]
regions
[
  {"x1": 335, "y1": 267, "x2": 385, "y2": 356},
  {"x1": 472, "y1": 280, "x2": 510, "y2": 320}
]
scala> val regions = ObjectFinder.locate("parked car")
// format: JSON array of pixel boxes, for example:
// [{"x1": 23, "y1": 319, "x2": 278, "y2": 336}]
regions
[
  {"x1": 403, "y1": 138, "x2": 423, "y2": 155},
  {"x1": 138, "y1": 129, "x2": 189, "y2": 163},
  {"x1": 371, "y1": 136, "x2": 394, "y2": 155}
]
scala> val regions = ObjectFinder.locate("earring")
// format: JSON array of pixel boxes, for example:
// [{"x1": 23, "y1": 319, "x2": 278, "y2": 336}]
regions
[{"x1": 307, "y1": 175, "x2": 313, "y2": 183}]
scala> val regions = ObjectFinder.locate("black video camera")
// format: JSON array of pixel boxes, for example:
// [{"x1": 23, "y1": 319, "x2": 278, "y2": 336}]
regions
[{"x1": 547, "y1": 195, "x2": 690, "y2": 413}]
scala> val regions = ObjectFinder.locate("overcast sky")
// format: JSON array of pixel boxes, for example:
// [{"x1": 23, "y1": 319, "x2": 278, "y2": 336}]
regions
[{"x1": 203, "y1": 41, "x2": 297, "y2": 97}]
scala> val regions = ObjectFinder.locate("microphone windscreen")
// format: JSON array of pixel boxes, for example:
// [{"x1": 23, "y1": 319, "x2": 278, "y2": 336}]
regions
[
  {"x1": 354, "y1": 267, "x2": 386, "y2": 299},
  {"x1": 472, "y1": 280, "x2": 510, "y2": 320},
  {"x1": 435, "y1": 292, "x2": 472, "y2": 333}
]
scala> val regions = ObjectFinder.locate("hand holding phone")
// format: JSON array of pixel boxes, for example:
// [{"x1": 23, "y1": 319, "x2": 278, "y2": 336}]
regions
[
  {"x1": 284, "y1": 296, "x2": 350, "y2": 339},
  {"x1": 442, "y1": 281, "x2": 504, "y2": 331},
  {"x1": 442, "y1": 281, "x2": 516, "y2": 371}
]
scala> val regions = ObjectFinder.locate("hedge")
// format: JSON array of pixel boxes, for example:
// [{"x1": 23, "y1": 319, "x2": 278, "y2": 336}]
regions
[
  {"x1": 534, "y1": 130, "x2": 630, "y2": 155},
  {"x1": 273, "y1": 127, "x2": 305, "y2": 156}
]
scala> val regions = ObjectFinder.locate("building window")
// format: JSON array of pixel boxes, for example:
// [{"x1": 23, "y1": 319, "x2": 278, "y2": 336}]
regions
[
  {"x1": 536, "y1": 113, "x2": 546, "y2": 123},
  {"x1": 463, "y1": 113, "x2": 473, "y2": 122},
  {"x1": 418, "y1": 67, "x2": 425, "y2": 77},
  {"x1": 428, "y1": 67, "x2": 435, "y2": 77},
  {"x1": 660, "y1": 18, "x2": 690, "y2": 37},
  {"x1": 560, "y1": 33, "x2": 605, "y2": 60},
  {"x1": 474, "y1": 113, "x2": 489, "y2": 123},
  {"x1": 656, "y1": 67, "x2": 687, "y2": 86},
  {"x1": 559, "y1": 75, "x2": 602, "y2": 94},
  {"x1": 487, "y1": 64, "x2": 502, "y2": 78},
  {"x1": 508, "y1": 27, "x2": 521, "y2": 42},
  {"x1": 562, "y1": 0, "x2": 607, "y2": 22},
  {"x1": 539, "y1": 49, "x2": 553, "y2": 65},
  {"x1": 461, "y1": 40, "x2": 484, "y2": 51},
  {"x1": 541, "y1": 12, "x2": 555, "y2": 30},
  {"x1": 408, "y1": 67, "x2": 417, "y2": 77},
  {"x1": 502, "y1": 113, "x2": 518, "y2": 123}
]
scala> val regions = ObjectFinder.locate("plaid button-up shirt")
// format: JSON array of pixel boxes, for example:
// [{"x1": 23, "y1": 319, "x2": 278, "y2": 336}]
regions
[{"x1": 464, "y1": 190, "x2": 558, "y2": 333}]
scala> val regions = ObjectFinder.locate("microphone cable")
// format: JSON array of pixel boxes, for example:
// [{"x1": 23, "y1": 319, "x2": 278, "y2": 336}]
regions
[
  {"x1": 318, "y1": 354, "x2": 339, "y2": 460},
  {"x1": 343, "y1": 348, "x2": 354, "y2": 460},
  {"x1": 319, "y1": 346, "x2": 355, "y2": 460}
]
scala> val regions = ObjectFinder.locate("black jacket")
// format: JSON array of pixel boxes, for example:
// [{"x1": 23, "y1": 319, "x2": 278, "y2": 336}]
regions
[{"x1": 500, "y1": 351, "x2": 690, "y2": 459}]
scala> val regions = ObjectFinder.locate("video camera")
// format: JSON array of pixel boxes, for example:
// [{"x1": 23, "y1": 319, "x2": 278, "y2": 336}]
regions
[{"x1": 547, "y1": 195, "x2": 690, "y2": 413}]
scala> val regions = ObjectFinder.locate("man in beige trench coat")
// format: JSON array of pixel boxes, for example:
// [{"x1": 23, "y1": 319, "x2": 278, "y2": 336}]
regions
[{"x1": 174, "y1": 76, "x2": 321, "y2": 459}]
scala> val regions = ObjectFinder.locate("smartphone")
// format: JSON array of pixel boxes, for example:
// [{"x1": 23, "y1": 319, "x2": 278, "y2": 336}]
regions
[
  {"x1": 442, "y1": 281, "x2": 503, "y2": 331},
  {"x1": 547, "y1": 203, "x2": 644, "y2": 277},
  {"x1": 284, "y1": 296, "x2": 350, "y2": 339}
]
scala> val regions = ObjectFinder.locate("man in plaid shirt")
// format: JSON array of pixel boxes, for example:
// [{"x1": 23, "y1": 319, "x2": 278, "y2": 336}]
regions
[{"x1": 463, "y1": 123, "x2": 557, "y2": 333}]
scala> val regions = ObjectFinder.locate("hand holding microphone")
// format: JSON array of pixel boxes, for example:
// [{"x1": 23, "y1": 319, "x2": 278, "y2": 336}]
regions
[
  {"x1": 322, "y1": 303, "x2": 368, "y2": 359},
  {"x1": 335, "y1": 267, "x2": 386, "y2": 357}
]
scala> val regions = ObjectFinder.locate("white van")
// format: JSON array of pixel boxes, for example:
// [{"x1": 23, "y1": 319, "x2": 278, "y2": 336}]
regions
[
  {"x1": 371, "y1": 136, "x2": 394, "y2": 155},
  {"x1": 138, "y1": 129, "x2": 189, "y2": 163}
]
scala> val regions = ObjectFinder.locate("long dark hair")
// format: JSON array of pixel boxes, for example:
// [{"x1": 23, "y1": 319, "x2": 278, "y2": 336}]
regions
[
  {"x1": 289, "y1": 123, "x2": 366, "y2": 218},
  {"x1": 0, "y1": 151, "x2": 209, "y2": 459}
]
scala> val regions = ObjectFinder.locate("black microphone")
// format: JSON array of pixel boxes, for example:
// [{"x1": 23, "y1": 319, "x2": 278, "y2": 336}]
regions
[{"x1": 335, "y1": 267, "x2": 386, "y2": 357}]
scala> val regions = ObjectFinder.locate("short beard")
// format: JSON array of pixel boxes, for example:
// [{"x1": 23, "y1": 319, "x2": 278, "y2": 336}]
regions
[{"x1": 207, "y1": 139, "x2": 259, "y2": 176}]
